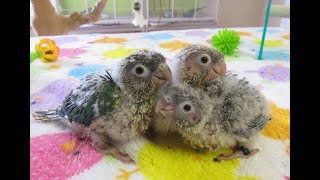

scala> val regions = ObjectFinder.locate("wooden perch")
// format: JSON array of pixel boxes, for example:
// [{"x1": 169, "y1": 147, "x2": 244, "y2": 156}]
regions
[{"x1": 30, "y1": 0, "x2": 107, "y2": 36}]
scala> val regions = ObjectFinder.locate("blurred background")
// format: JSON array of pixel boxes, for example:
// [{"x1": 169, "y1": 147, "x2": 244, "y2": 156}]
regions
[{"x1": 30, "y1": 0, "x2": 290, "y2": 36}]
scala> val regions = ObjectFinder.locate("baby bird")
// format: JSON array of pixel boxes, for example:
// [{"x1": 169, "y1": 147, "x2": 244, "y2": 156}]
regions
[
  {"x1": 155, "y1": 83, "x2": 214, "y2": 145},
  {"x1": 155, "y1": 83, "x2": 271, "y2": 161},
  {"x1": 33, "y1": 50, "x2": 172, "y2": 162}
]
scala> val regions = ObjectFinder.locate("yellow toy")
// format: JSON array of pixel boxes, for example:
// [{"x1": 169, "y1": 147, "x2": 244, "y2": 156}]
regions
[{"x1": 30, "y1": 38, "x2": 60, "y2": 63}]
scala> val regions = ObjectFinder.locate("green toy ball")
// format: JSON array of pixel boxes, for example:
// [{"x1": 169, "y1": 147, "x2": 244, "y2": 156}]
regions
[{"x1": 211, "y1": 29, "x2": 240, "y2": 56}]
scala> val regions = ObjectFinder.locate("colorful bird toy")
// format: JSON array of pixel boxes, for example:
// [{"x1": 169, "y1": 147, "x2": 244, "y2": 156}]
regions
[{"x1": 30, "y1": 38, "x2": 60, "y2": 63}]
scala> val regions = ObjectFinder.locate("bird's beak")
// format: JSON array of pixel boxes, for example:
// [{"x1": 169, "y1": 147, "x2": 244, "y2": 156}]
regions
[
  {"x1": 206, "y1": 59, "x2": 227, "y2": 81},
  {"x1": 152, "y1": 63, "x2": 173, "y2": 88},
  {"x1": 155, "y1": 97, "x2": 175, "y2": 120}
]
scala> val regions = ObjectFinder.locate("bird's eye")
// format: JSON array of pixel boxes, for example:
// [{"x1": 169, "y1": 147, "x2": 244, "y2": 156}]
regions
[
  {"x1": 180, "y1": 101, "x2": 194, "y2": 113},
  {"x1": 135, "y1": 66, "x2": 144, "y2": 74},
  {"x1": 198, "y1": 54, "x2": 211, "y2": 65},
  {"x1": 132, "y1": 64, "x2": 150, "y2": 77},
  {"x1": 201, "y1": 57, "x2": 208, "y2": 63},
  {"x1": 183, "y1": 104, "x2": 191, "y2": 112}
]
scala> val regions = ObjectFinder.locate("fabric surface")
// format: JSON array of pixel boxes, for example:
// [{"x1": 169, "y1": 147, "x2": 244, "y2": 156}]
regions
[{"x1": 30, "y1": 27, "x2": 290, "y2": 180}]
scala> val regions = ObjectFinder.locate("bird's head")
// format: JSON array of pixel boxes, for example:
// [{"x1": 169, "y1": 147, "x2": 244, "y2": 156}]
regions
[
  {"x1": 178, "y1": 44, "x2": 226, "y2": 87},
  {"x1": 155, "y1": 84, "x2": 207, "y2": 132},
  {"x1": 120, "y1": 50, "x2": 173, "y2": 94}
]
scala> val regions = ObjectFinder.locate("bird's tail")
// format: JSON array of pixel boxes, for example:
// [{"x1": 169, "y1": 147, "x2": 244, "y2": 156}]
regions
[{"x1": 32, "y1": 108, "x2": 64, "y2": 122}]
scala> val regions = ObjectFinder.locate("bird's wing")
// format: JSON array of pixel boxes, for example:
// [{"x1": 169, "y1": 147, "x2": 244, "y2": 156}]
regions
[
  {"x1": 59, "y1": 70, "x2": 121, "y2": 126},
  {"x1": 218, "y1": 75, "x2": 270, "y2": 138},
  {"x1": 247, "y1": 114, "x2": 271, "y2": 131},
  {"x1": 233, "y1": 115, "x2": 271, "y2": 139}
]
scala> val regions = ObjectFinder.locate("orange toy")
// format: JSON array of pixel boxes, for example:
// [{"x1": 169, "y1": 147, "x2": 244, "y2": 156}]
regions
[{"x1": 30, "y1": 38, "x2": 60, "y2": 63}]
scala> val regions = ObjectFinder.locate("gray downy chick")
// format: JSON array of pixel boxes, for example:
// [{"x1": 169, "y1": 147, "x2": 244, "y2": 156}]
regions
[
  {"x1": 33, "y1": 50, "x2": 172, "y2": 162},
  {"x1": 155, "y1": 82, "x2": 271, "y2": 161}
]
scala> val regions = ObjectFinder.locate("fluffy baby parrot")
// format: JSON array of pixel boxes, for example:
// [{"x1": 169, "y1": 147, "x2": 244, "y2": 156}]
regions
[
  {"x1": 33, "y1": 50, "x2": 172, "y2": 162},
  {"x1": 155, "y1": 83, "x2": 271, "y2": 161}
]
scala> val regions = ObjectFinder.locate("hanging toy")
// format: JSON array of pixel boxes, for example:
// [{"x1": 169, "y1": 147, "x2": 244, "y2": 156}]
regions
[
  {"x1": 30, "y1": 38, "x2": 60, "y2": 63},
  {"x1": 132, "y1": 0, "x2": 148, "y2": 28},
  {"x1": 211, "y1": 29, "x2": 240, "y2": 56}
]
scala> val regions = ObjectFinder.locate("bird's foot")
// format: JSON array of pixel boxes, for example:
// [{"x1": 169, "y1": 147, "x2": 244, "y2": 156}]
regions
[
  {"x1": 195, "y1": 148, "x2": 209, "y2": 154},
  {"x1": 108, "y1": 149, "x2": 134, "y2": 163},
  {"x1": 92, "y1": 143, "x2": 134, "y2": 163},
  {"x1": 145, "y1": 127, "x2": 157, "y2": 142},
  {"x1": 213, "y1": 146, "x2": 259, "y2": 162}
]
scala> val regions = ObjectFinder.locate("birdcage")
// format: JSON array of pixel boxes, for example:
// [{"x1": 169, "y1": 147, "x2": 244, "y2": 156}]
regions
[{"x1": 52, "y1": 0, "x2": 219, "y2": 33}]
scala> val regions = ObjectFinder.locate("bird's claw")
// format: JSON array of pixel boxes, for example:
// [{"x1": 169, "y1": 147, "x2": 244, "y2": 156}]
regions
[
  {"x1": 239, "y1": 146, "x2": 250, "y2": 155},
  {"x1": 213, "y1": 148, "x2": 259, "y2": 162},
  {"x1": 92, "y1": 143, "x2": 134, "y2": 163},
  {"x1": 213, "y1": 158, "x2": 220, "y2": 162},
  {"x1": 145, "y1": 127, "x2": 157, "y2": 141},
  {"x1": 195, "y1": 148, "x2": 208, "y2": 153},
  {"x1": 112, "y1": 151, "x2": 135, "y2": 163}
]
